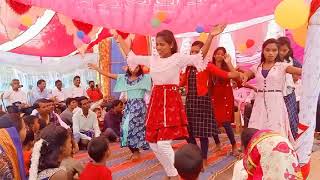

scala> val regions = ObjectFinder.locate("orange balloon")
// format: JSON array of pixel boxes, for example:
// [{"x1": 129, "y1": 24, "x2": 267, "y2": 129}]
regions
[
  {"x1": 292, "y1": 23, "x2": 308, "y2": 47},
  {"x1": 238, "y1": 44, "x2": 247, "y2": 53},
  {"x1": 156, "y1": 11, "x2": 167, "y2": 22}
]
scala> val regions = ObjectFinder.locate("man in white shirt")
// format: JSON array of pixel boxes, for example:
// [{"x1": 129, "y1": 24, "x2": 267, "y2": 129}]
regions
[
  {"x1": 68, "y1": 76, "x2": 88, "y2": 98},
  {"x1": 51, "y1": 80, "x2": 66, "y2": 102},
  {"x1": 1, "y1": 79, "x2": 28, "y2": 107},
  {"x1": 72, "y1": 96, "x2": 100, "y2": 148}
]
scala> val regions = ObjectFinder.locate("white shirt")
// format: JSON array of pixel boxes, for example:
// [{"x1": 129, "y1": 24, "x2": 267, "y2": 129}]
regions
[
  {"x1": 2, "y1": 89, "x2": 28, "y2": 105},
  {"x1": 245, "y1": 89, "x2": 257, "y2": 103},
  {"x1": 51, "y1": 87, "x2": 66, "y2": 102},
  {"x1": 72, "y1": 109, "x2": 101, "y2": 140},
  {"x1": 67, "y1": 85, "x2": 87, "y2": 98},
  {"x1": 294, "y1": 79, "x2": 302, "y2": 102},
  {"x1": 283, "y1": 59, "x2": 295, "y2": 96},
  {"x1": 127, "y1": 51, "x2": 207, "y2": 85}
]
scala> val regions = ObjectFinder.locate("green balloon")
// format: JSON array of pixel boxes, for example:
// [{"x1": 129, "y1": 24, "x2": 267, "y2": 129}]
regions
[{"x1": 151, "y1": 18, "x2": 161, "y2": 28}]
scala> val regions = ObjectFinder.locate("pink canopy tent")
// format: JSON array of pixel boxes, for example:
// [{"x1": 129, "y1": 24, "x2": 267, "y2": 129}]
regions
[{"x1": 16, "y1": 0, "x2": 281, "y2": 35}]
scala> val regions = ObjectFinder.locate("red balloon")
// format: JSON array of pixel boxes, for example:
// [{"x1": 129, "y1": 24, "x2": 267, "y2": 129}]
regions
[
  {"x1": 246, "y1": 39, "x2": 255, "y2": 48},
  {"x1": 116, "y1": 30, "x2": 129, "y2": 39},
  {"x1": 72, "y1": 19, "x2": 93, "y2": 34},
  {"x1": 6, "y1": 0, "x2": 31, "y2": 15}
]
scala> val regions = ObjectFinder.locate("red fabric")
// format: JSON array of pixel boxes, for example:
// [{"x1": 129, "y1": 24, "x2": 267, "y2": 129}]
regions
[
  {"x1": 87, "y1": 28, "x2": 112, "y2": 50},
  {"x1": 146, "y1": 85, "x2": 189, "y2": 142},
  {"x1": 80, "y1": 163, "x2": 112, "y2": 180},
  {"x1": 247, "y1": 147, "x2": 263, "y2": 180},
  {"x1": 72, "y1": 19, "x2": 93, "y2": 34},
  {"x1": 180, "y1": 64, "x2": 228, "y2": 96},
  {"x1": 309, "y1": 0, "x2": 320, "y2": 21},
  {"x1": 23, "y1": 150, "x2": 31, "y2": 176},
  {"x1": 131, "y1": 35, "x2": 149, "y2": 55},
  {"x1": 211, "y1": 78, "x2": 235, "y2": 127},
  {"x1": 6, "y1": 0, "x2": 31, "y2": 15},
  {"x1": 86, "y1": 88, "x2": 103, "y2": 102},
  {"x1": 300, "y1": 161, "x2": 311, "y2": 180}
]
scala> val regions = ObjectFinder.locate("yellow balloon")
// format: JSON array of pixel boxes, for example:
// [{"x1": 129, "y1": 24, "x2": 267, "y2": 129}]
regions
[
  {"x1": 21, "y1": 15, "x2": 33, "y2": 27},
  {"x1": 274, "y1": 0, "x2": 310, "y2": 29},
  {"x1": 238, "y1": 44, "x2": 247, "y2": 53},
  {"x1": 198, "y1": 33, "x2": 208, "y2": 43},
  {"x1": 292, "y1": 23, "x2": 308, "y2": 47}
]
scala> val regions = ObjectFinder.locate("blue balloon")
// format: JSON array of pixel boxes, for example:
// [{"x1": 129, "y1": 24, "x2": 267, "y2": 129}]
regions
[
  {"x1": 77, "y1": 31, "x2": 85, "y2": 39},
  {"x1": 195, "y1": 26, "x2": 204, "y2": 33}
]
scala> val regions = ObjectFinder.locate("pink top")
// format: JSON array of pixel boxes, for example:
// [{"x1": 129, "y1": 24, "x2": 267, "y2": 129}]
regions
[{"x1": 127, "y1": 51, "x2": 208, "y2": 85}]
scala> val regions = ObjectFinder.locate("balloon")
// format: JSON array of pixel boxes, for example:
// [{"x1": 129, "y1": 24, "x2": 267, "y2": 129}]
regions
[
  {"x1": 292, "y1": 23, "x2": 308, "y2": 47},
  {"x1": 198, "y1": 33, "x2": 208, "y2": 43},
  {"x1": 274, "y1": 0, "x2": 310, "y2": 29},
  {"x1": 238, "y1": 44, "x2": 247, "y2": 53},
  {"x1": 21, "y1": 15, "x2": 33, "y2": 27},
  {"x1": 195, "y1": 26, "x2": 205, "y2": 33},
  {"x1": 82, "y1": 35, "x2": 91, "y2": 44},
  {"x1": 76, "y1": 31, "x2": 85, "y2": 39},
  {"x1": 151, "y1": 18, "x2": 161, "y2": 28},
  {"x1": 246, "y1": 39, "x2": 255, "y2": 48},
  {"x1": 156, "y1": 11, "x2": 167, "y2": 22},
  {"x1": 18, "y1": 24, "x2": 28, "y2": 31}
]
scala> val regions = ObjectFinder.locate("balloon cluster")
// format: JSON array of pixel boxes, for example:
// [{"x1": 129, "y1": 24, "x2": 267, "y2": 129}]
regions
[
  {"x1": 238, "y1": 39, "x2": 255, "y2": 53},
  {"x1": 274, "y1": 0, "x2": 309, "y2": 47},
  {"x1": 76, "y1": 30, "x2": 91, "y2": 44},
  {"x1": 151, "y1": 11, "x2": 171, "y2": 28},
  {"x1": 18, "y1": 15, "x2": 33, "y2": 31}
]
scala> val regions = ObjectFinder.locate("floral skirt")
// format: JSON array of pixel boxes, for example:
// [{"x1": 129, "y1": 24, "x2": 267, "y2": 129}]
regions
[{"x1": 120, "y1": 98, "x2": 149, "y2": 149}]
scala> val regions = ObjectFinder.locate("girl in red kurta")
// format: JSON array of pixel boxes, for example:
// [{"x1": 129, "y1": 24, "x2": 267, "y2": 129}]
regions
[{"x1": 210, "y1": 47, "x2": 239, "y2": 156}]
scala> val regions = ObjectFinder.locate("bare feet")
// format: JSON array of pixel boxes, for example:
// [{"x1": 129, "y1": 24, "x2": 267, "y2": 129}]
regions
[
  {"x1": 213, "y1": 144, "x2": 222, "y2": 152},
  {"x1": 131, "y1": 151, "x2": 141, "y2": 162},
  {"x1": 201, "y1": 159, "x2": 208, "y2": 172},
  {"x1": 231, "y1": 144, "x2": 240, "y2": 156}
]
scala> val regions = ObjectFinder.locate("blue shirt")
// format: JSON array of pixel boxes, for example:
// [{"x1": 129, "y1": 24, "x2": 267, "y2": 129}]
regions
[{"x1": 30, "y1": 87, "x2": 51, "y2": 104}]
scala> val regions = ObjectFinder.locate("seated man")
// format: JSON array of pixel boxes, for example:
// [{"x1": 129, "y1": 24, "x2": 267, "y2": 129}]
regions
[
  {"x1": 174, "y1": 144, "x2": 203, "y2": 180},
  {"x1": 241, "y1": 128, "x2": 302, "y2": 179},
  {"x1": 1, "y1": 79, "x2": 28, "y2": 107},
  {"x1": 73, "y1": 96, "x2": 101, "y2": 148},
  {"x1": 103, "y1": 100, "x2": 123, "y2": 142},
  {"x1": 60, "y1": 98, "x2": 78, "y2": 127}
]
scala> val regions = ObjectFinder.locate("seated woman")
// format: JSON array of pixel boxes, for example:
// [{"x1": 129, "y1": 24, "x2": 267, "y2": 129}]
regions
[
  {"x1": 241, "y1": 128, "x2": 302, "y2": 179},
  {"x1": 29, "y1": 124, "x2": 71, "y2": 180}
]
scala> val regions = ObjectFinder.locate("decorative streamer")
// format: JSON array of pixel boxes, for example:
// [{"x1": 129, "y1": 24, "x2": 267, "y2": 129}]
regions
[{"x1": 98, "y1": 38, "x2": 111, "y2": 97}]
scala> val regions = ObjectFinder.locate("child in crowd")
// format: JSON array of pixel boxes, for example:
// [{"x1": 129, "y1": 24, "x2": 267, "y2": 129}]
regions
[
  {"x1": 80, "y1": 136, "x2": 112, "y2": 180},
  {"x1": 93, "y1": 107, "x2": 104, "y2": 132},
  {"x1": 22, "y1": 115, "x2": 40, "y2": 177},
  {"x1": 174, "y1": 144, "x2": 203, "y2": 180}
]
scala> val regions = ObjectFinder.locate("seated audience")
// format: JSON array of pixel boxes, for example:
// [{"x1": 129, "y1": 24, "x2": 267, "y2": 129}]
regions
[
  {"x1": 30, "y1": 79, "x2": 51, "y2": 104},
  {"x1": 52, "y1": 80, "x2": 67, "y2": 103},
  {"x1": 0, "y1": 114, "x2": 27, "y2": 179},
  {"x1": 60, "y1": 98, "x2": 78, "y2": 127},
  {"x1": 1, "y1": 79, "x2": 28, "y2": 106},
  {"x1": 73, "y1": 96, "x2": 101, "y2": 148},
  {"x1": 241, "y1": 128, "x2": 302, "y2": 179},
  {"x1": 79, "y1": 136, "x2": 112, "y2": 180},
  {"x1": 93, "y1": 107, "x2": 104, "y2": 131},
  {"x1": 86, "y1": 81, "x2": 103, "y2": 102},
  {"x1": 67, "y1": 76, "x2": 88, "y2": 98},
  {"x1": 103, "y1": 100, "x2": 123, "y2": 142},
  {"x1": 174, "y1": 144, "x2": 203, "y2": 180},
  {"x1": 29, "y1": 125, "x2": 71, "y2": 180}
]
